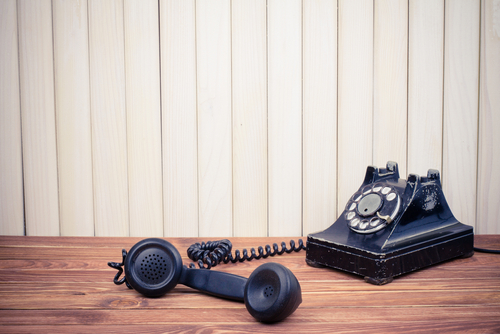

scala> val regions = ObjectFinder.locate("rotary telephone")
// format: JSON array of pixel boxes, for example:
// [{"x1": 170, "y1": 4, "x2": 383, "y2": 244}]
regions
[
  {"x1": 109, "y1": 161, "x2": 485, "y2": 322},
  {"x1": 306, "y1": 161, "x2": 474, "y2": 284}
]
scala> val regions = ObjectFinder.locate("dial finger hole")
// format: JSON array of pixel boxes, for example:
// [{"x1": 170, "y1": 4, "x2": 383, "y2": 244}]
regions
[
  {"x1": 350, "y1": 218, "x2": 360, "y2": 227},
  {"x1": 381, "y1": 187, "x2": 391, "y2": 195}
]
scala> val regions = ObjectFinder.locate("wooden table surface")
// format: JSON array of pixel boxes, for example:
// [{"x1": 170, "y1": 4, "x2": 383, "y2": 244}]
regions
[{"x1": 0, "y1": 235, "x2": 499, "y2": 333}]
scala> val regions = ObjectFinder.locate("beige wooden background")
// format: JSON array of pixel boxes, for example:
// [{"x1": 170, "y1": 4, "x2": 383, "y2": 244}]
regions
[{"x1": 0, "y1": 0, "x2": 499, "y2": 237}]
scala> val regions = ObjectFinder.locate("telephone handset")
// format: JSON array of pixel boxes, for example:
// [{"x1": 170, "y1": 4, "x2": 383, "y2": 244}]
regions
[
  {"x1": 306, "y1": 161, "x2": 474, "y2": 284},
  {"x1": 108, "y1": 238, "x2": 304, "y2": 323}
]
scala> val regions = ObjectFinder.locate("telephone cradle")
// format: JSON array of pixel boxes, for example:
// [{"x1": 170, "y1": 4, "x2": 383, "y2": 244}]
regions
[{"x1": 306, "y1": 161, "x2": 474, "y2": 285}]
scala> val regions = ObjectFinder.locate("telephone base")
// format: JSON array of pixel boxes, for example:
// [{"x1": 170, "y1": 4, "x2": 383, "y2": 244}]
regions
[{"x1": 306, "y1": 223, "x2": 474, "y2": 284}]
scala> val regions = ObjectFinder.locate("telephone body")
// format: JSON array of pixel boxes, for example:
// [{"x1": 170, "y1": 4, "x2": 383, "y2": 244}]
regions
[{"x1": 306, "y1": 161, "x2": 474, "y2": 284}]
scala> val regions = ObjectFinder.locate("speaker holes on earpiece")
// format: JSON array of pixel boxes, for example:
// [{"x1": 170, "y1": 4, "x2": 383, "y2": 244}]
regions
[{"x1": 264, "y1": 286, "x2": 274, "y2": 298}]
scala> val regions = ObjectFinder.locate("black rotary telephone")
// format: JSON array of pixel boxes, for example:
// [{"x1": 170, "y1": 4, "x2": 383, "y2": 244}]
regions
[
  {"x1": 306, "y1": 161, "x2": 475, "y2": 284},
  {"x1": 109, "y1": 161, "x2": 497, "y2": 322}
]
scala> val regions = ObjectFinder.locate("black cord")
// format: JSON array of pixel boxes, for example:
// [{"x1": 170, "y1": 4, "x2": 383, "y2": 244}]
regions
[
  {"x1": 187, "y1": 239, "x2": 306, "y2": 269},
  {"x1": 107, "y1": 249, "x2": 133, "y2": 289},
  {"x1": 474, "y1": 247, "x2": 500, "y2": 254}
]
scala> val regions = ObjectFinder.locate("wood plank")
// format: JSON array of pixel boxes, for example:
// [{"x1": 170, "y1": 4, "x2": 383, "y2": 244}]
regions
[
  {"x1": 0, "y1": 322, "x2": 499, "y2": 334},
  {"x1": 196, "y1": 0, "x2": 233, "y2": 237},
  {"x1": 267, "y1": 0, "x2": 303, "y2": 237},
  {"x1": 0, "y1": 287, "x2": 498, "y2": 310},
  {"x1": 2, "y1": 249, "x2": 498, "y2": 272},
  {"x1": 0, "y1": 236, "x2": 499, "y2": 332},
  {"x1": 337, "y1": 0, "x2": 374, "y2": 212},
  {"x1": 159, "y1": 0, "x2": 199, "y2": 237},
  {"x1": 1, "y1": 252, "x2": 499, "y2": 283},
  {"x1": 477, "y1": 0, "x2": 500, "y2": 234},
  {"x1": 302, "y1": 0, "x2": 338, "y2": 235},
  {"x1": 1, "y1": 307, "x2": 499, "y2": 325},
  {"x1": 0, "y1": 0, "x2": 24, "y2": 235},
  {"x1": 231, "y1": 0, "x2": 268, "y2": 237},
  {"x1": 53, "y1": 0, "x2": 94, "y2": 236},
  {"x1": 407, "y1": 0, "x2": 445, "y2": 176},
  {"x1": 124, "y1": 0, "x2": 163, "y2": 237},
  {"x1": 88, "y1": 0, "x2": 129, "y2": 236},
  {"x1": 17, "y1": 0, "x2": 60, "y2": 236},
  {"x1": 442, "y1": 0, "x2": 480, "y2": 230},
  {"x1": 1, "y1": 264, "x2": 499, "y2": 285},
  {"x1": 373, "y1": 0, "x2": 408, "y2": 177}
]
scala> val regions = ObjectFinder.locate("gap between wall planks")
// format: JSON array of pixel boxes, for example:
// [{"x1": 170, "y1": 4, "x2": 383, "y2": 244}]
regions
[{"x1": 0, "y1": 0, "x2": 499, "y2": 237}]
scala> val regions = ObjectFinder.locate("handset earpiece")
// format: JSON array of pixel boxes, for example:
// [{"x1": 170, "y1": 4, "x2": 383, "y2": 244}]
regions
[
  {"x1": 110, "y1": 238, "x2": 302, "y2": 322},
  {"x1": 244, "y1": 262, "x2": 302, "y2": 323}
]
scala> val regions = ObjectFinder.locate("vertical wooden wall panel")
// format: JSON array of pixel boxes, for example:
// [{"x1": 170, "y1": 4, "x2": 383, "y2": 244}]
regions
[
  {"x1": 88, "y1": 0, "x2": 129, "y2": 236},
  {"x1": 53, "y1": 0, "x2": 94, "y2": 236},
  {"x1": 373, "y1": 0, "x2": 408, "y2": 177},
  {"x1": 268, "y1": 0, "x2": 302, "y2": 237},
  {"x1": 232, "y1": 0, "x2": 268, "y2": 237},
  {"x1": 443, "y1": 0, "x2": 480, "y2": 229},
  {"x1": 407, "y1": 0, "x2": 444, "y2": 176},
  {"x1": 477, "y1": 0, "x2": 500, "y2": 234},
  {"x1": 18, "y1": 0, "x2": 60, "y2": 236},
  {"x1": 337, "y1": 0, "x2": 374, "y2": 211},
  {"x1": 124, "y1": 0, "x2": 163, "y2": 237},
  {"x1": 196, "y1": 0, "x2": 233, "y2": 237},
  {"x1": 160, "y1": 0, "x2": 199, "y2": 237},
  {"x1": 4, "y1": 0, "x2": 500, "y2": 236},
  {"x1": 0, "y1": 0, "x2": 24, "y2": 235},
  {"x1": 303, "y1": 0, "x2": 338, "y2": 235}
]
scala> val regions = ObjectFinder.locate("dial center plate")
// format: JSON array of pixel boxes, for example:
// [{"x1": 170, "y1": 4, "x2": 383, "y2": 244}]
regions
[{"x1": 357, "y1": 193, "x2": 382, "y2": 217}]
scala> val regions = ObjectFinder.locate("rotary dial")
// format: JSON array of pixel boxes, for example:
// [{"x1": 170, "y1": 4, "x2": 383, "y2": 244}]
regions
[{"x1": 345, "y1": 183, "x2": 401, "y2": 234}]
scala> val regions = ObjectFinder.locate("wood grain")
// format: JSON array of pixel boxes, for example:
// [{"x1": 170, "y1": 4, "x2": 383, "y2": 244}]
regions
[
  {"x1": 159, "y1": 0, "x2": 199, "y2": 237},
  {"x1": 0, "y1": 236, "x2": 498, "y2": 333},
  {"x1": 17, "y1": 0, "x2": 60, "y2": 236},
  {"x1": 337, "y1": 0, "x2": 374, "y2": 212},
  {"x1": 53, "y1": 0, "x2": 94, "y2": 236},
  {"x1": 407, "y1": 0, "x2": 445, "y2": 176},
  {"x1": 442, "y1": 0, "x2": 480, "y2": 230},
  {"x1": 231, "y1": 0, "x2": 268, "y2": 237},
  {"x1": 124, "y1": 0, "x2": 163, "y2": 237},
  {"x1": 373, "y1": 0, "x2": 408, "y2": 177},
  {"x1": 267, "y1": 0, "x2": 303, "y2": 237},
  {"x1": 477, "y1": 0, "x2": 500, "y2": 234},
  {"x1": 196, "y1": 0, "x2": 233, "y2": 237},
  {"x1": 2, "y1": 0, "x2": 500, "y2": 237},
  {"x1": 88, "y1": 0, "x2": 129, "y2": 236},
  {"x1": 0, "y1": 0, "x2": 24, "y2": 235},
  {"x1": 302, "y1": 0, "x2": 338, "y2": 235}
]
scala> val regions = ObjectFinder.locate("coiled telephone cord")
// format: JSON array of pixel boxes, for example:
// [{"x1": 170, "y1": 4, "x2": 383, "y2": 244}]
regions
[{"x1": 187, "y1": 239, "x2": 306, "y2": 269}]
